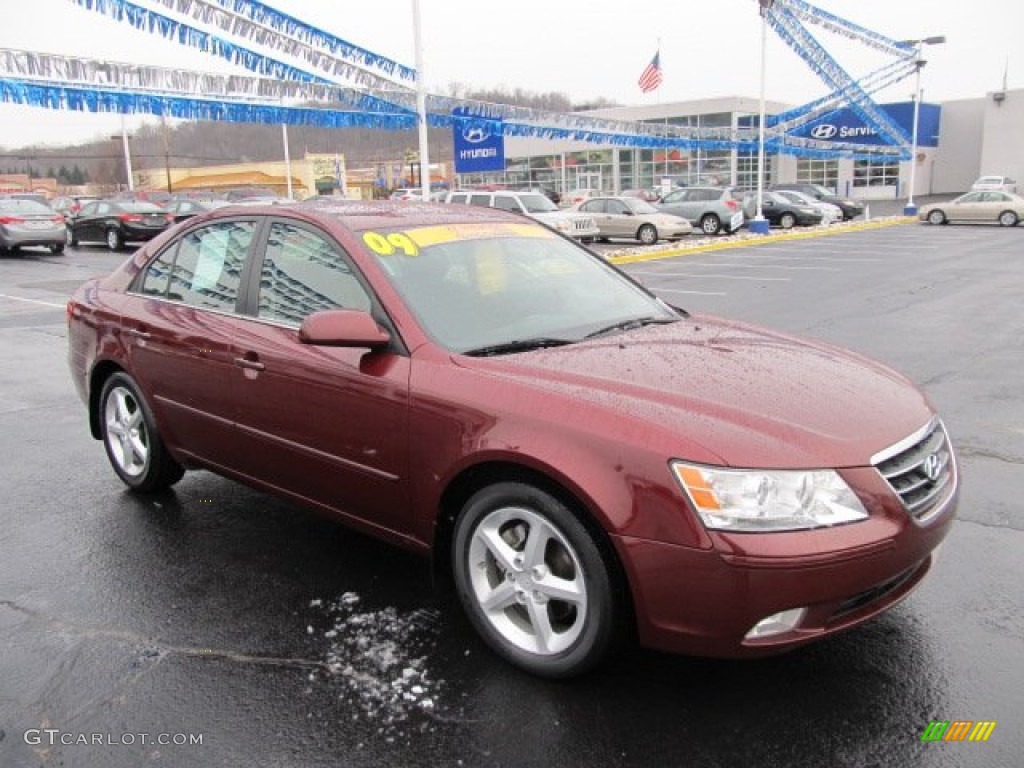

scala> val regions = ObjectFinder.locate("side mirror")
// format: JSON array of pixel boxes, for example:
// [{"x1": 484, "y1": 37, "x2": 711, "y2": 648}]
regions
[{"x1": 299, "y1": 309, "x2": 390, "y2": 349}]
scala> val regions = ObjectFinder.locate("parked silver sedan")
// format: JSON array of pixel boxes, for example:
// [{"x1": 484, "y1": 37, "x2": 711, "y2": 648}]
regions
[
  {"x1": 0, "y1": 198, "x2": 66, "y2": 254},
  {"x1": 575, "y1": 196, "x2": 693, "y2": 244},
  {"x1": 919, "y1": 191, "x2": 1024, "y2": 227}
]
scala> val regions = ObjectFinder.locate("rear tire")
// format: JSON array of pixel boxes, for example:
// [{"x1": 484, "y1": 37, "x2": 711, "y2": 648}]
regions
[
  {"x1": 66, "y1": 225, "x2": 78, "y2": 247},
  {"x1": 700, "y1": 214, "x2": 722, "y2": 235},
  {"x1": 98, "y1": 372, "x2": 185, "y2": 492},
  {"x1": 49, "y1": 242, "x2": 65, "y2": 255},
  {"x1": 452, "y1": 481, "x2": 620, "y2": 678},
  {"x1": 998, "y1": 210, "x2": 1019, "y2": 227},
  {"x1": 106, "y1": 228, "x2": 124, "y2": 251}
]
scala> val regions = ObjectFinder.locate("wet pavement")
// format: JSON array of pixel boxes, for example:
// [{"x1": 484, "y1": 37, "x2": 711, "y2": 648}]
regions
[{"x1": 1, "y1": 227, "x2": 1022, "y2": 767}]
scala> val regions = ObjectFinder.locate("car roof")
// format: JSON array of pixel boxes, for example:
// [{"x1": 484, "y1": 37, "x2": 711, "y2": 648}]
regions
[{"x1": 280, "y1": 199, "x2": 531, "y2": 232}]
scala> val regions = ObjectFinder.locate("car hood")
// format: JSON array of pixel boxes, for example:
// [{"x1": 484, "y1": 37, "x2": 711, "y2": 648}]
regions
[{"x1": 454, "y1": 315, "x2": 933, "y2": 468}]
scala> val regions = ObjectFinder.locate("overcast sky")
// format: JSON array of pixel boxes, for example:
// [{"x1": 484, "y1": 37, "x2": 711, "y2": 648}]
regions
[{"x1": 0, "y1": 0, "x2": 1020, "y2": 151}]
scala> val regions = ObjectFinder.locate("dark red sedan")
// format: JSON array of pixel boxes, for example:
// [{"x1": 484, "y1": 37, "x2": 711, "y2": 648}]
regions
[{"x1": 67, "y1": 201, "x2": 958, "y2": 677}]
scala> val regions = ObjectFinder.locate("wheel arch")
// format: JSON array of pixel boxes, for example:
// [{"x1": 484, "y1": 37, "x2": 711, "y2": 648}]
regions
[
  {"x1": 88, "y1": 359, "x2": 125, "y2": 439},
  {"x1": 431, "y1": 460, "x2": 635, "y2": 631}
]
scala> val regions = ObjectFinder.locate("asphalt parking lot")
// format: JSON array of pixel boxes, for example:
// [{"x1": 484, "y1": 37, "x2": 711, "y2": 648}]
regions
[{"x1": 1, "y1": 223, "x2": 1022, "y2": 767}]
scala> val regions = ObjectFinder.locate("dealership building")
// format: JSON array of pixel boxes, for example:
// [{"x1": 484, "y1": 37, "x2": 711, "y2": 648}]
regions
[{"x1": 460, "y1": 87, "x2": 1022, "y2": 200}]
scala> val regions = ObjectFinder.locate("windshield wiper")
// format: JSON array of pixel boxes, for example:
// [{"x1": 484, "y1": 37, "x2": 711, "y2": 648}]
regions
[
  {"x1": 462, "y1": 337, "x2": 574, "y2": 357},
  {"x1": 583, "y1": 316, "x2": 679, "y2": 340}
]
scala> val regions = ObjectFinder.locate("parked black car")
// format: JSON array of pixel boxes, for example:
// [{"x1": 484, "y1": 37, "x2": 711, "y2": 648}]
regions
[
  {"x1": 769, "y1": 183, "x2": 863, "y2": 220},
  {"x1": 742, "y1": 191, "x2": 824, "y2": 229},
  {"x1": 65, "y1": 200, "x2": 175, "y2": 251}
]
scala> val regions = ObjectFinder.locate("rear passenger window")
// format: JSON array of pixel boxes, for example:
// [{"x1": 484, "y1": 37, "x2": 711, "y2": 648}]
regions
[
  {"x1": 257, "y1": 222, "x2": 371, "y2": 325},
  {"x1": 166, "y1": 221, "x2": 255, "y2": 311},
  {"x1": 492, "y1": 196, "x2": 520, "y2": 212}
]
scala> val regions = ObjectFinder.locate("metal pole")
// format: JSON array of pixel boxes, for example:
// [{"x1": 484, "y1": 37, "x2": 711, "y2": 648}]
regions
[
  {"x1": 904, "y1": 42, "x2": 923, "y2": 215},
  {"x1": 121, "y1": 114, "x2": 134, "y2": 192},
  {"x1": 282, "y1": 122, "x2": 293, "y2": 199},
  {"x1": 750, "y1": 5, "x2": 770, "y2": 234},
  {"x1": 412, "y1": 0, "x2": 431, "y2": 199}
]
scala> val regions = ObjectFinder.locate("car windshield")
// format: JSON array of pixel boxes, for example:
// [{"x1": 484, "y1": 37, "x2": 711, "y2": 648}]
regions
[
  {"x1": 518, "y1": 194, "x2": 558, "y2": 213},
  {"x1": 365, "y1": 221, "x2": 678, "y2": 353},
  {"x1": 810, "y1": 184, "x2": 835, "y2": 197},
  {"x1": 0, "y1": 199, "x2": 53, "y2": 214},
  {"x1": 627, "y1": 199, "x2": 659, "y2": 214}
]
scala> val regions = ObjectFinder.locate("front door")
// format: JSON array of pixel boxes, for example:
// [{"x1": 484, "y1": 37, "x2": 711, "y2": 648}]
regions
[{"x1": 230, "y1": 220, "x2": 411, "y2": 535}]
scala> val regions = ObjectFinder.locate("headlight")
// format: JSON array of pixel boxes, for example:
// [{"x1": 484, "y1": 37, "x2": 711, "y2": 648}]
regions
[
  {"x1": 671, "y1": 462, "x2": 868, "y2": 532},
  {"x1": 554, "y1": 220, "x2": 571, "y2": 232}
]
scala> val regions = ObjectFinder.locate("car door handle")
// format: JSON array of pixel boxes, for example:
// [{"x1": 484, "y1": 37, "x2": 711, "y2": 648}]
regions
[
  {"x1": 233, "y1": 356, "x2": 265, "y2": 372},
  {"x1": 126, "y1": 328, "x2": 151, "y2": 340}
]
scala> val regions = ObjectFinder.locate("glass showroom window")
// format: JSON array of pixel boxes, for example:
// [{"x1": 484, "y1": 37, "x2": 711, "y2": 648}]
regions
[
  {"x1": 737, "y1": 150, "x2": 773, "y2": 190},
  {"x1": 797, "y1": 159, "x2": 839, "y2": 190},
  {"x1": 853, "y1": 159, "x2": 899, "y2": 188}
]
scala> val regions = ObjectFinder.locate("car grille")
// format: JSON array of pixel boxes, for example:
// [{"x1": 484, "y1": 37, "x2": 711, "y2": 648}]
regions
[
  {"x1": 873, "y1": 419, "x2": 954, "y2": 524},
  {"x1": 574, "y1": 217, "x2": 595, "y2": 231}
]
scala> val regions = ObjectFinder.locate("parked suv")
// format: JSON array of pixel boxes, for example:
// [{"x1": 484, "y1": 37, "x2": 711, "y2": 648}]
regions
[
  {"x1": 655, "y1": 186, "x2": 746, "y2": 235},
  {"x1": 446, "y1": 189, "x2": 599, "y2": 240},
  {"x1": 770, "y1": 183, "x2": 863, "y2": 221}
]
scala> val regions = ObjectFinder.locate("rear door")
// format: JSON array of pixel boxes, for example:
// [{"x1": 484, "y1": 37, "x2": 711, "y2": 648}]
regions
[
  {"x1": 125, "y1": 217, "x2": 261, "y2": 468},
  {"x1": 229, "y1": 218, "x2": 412, "y2": 534}
]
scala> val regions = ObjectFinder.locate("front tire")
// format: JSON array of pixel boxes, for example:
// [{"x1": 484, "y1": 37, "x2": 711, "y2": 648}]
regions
[
  {"x1": 779, "y1": 212, "x2": 797, "y2": 229},
  {"x1": 998, "y1": 210, "x2": 1019, "y2": 227},
  {"x1": 927, "y1": 210, "x2": 947, "y2": 225},
  {"x1": 106, "y1": 228, "x2": 124, "y2": 251},
  {"x1": 699, "y1": 213, "x2": 722, "y2": 235},
  {"x1": 452, "y1": 482, "x2": 620, "y2": 678},
  {"x1": 637, "y1": 223, "x2": 658, "y2": 245},
  {"x1": 99, "y1": 372, "x2": 184, "y2": 492}
]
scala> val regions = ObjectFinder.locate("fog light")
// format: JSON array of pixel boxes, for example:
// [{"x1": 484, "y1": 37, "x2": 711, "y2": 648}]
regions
[{"x1": 745, "y1": 607, "x2": 807, "y2": 640}]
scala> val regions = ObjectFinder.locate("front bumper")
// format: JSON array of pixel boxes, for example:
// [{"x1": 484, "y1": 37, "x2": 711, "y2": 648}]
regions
[{"x1": 613, "y1": 466, "x2": 957, "y2": 657}]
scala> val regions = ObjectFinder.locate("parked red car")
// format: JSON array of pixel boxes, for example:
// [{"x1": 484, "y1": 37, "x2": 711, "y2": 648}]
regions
[{"x1": 67, "y1": 201, "x2": 957, "y2": 677}]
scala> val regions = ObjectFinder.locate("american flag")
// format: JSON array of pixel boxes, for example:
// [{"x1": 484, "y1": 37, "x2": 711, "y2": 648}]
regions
[{"x1": 638, "y1": 51, "x2": 663, "y2": 94}]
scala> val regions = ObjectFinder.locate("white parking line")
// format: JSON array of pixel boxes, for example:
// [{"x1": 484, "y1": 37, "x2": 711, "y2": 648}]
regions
[
  {"x1": 634, "y1": 262, "x2": 839, "y2": 272},
  {"x1": 654, "y1": 288, "x2": 728, "y2": 296},
  {"x1": 643, "y1": 272, "x2": 791, "y2": 281},
  {"x1": 0, "y1": 293, "x2": 66, "y2": 309}
]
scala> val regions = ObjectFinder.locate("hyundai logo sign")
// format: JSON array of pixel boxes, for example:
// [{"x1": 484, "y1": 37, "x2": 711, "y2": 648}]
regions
[
  {"x1": 453, "y1": 109, "x2": 505, "y2": 173},
  {"x1": 810, "y1": 124, "x2": 838, "y2": 140},
  {"x1": 461, "y1": 122, "x2": 491, "y2": 144}
]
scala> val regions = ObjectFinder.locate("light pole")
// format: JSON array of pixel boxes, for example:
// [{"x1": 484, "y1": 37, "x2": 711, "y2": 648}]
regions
[
  {"x1": 901, "y1": 35, "x2": 945, "y2": 216},
  {"x1": 412, "y1": 0, "x2": 431, "y2": 200},
  {"x1": 749, "y1": 0, "x2": 774, "y2": 235}
]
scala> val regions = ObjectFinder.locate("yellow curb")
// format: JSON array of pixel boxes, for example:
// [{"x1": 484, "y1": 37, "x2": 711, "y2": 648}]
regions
[{"x1": 605, "y1": 216, "x2": 916, "y2": 265}]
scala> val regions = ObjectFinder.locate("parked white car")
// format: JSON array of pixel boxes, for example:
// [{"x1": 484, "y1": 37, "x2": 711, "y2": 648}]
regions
[
  {"x1": 445, "y1": 189, "x2": 600, "y2": 241},
  {"x1": 971, "y1": 176, "x2": 1017, "y2": 194}
]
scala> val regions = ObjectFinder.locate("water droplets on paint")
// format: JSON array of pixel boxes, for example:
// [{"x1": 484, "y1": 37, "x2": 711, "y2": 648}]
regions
[{"x1": 306, "y1": 593, "x2": 444, "y2": 729}]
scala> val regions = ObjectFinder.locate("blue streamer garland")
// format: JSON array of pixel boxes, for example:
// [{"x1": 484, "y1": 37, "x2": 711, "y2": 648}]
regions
[
  {"x1": 0, "y1": 78, "x2": 418, "y2": 130},
  {"x1": 202, "y1": 0, "x2": 416, "y2": 81}
]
